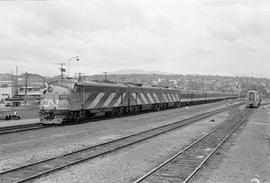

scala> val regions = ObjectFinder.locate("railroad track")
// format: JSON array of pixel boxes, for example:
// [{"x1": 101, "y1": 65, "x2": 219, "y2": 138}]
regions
[
  {"x1": 0, "y1": 103, "x2": 242, "y2": 183},
  {"x1": 0, "y1": 100, "x2": 242, "y2": 135},
  {"x1": 133, "y1": 108, "x2": 251, "y2": 183},
  {"x1": 0, "y1": 123, "x2": 45, "y2": 135}
]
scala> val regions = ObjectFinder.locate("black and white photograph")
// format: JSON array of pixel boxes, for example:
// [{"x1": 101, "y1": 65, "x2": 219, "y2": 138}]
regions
[{"x1": 0, "y1": 0, "x2": 269, "y2": 183}]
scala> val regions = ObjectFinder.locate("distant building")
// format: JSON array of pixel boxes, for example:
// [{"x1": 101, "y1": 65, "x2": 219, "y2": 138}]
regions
[
  {"x1": 0, "y1": 81, "x2": 15, "y2": 103},
  {"x1": 0, "y1": 80, "x2": 42, "y2": 106}
]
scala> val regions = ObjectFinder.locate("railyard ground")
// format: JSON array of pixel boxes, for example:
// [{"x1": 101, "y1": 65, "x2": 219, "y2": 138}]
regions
[
  {"x1": 0, "y1": 99, "x2": 269, "y2": 183},
  {"x1": 191, "y1": 104, "x2": 270, "y2": 183}
]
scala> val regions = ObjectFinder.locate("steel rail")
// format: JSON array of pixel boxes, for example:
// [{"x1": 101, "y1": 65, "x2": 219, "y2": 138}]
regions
[
  {"x1": 134, "y1": 108, "x2": 249, "y2": 183},
  {"x1": 0, "y1": 100, "x2": 240, "y2": 135},
  {"x1": 182, "y1": 112, "x2": 246, "y2": 183},
  {"x1": 0, "y1": 104, "x2": 241, "y2": 183},
  {"x1": 0, "y1": 123, "x2": 45, "y2": 135}
]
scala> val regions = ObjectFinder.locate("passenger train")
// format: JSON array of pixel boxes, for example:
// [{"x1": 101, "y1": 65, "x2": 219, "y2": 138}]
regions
[
  {"x1": 246, "y1": 90, "x2": 261, "y2": 108},
  {"x1": 39, "y1": 78, "x2": 239, "y2": 124}
]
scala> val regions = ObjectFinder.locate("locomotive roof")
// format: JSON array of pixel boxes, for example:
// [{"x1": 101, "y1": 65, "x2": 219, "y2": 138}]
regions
[
  {"x1": 50, "y1": 78, "x2": 238, "y2": 95},
  {"x1": 77, "y1": 81, "x2": 127, "y2": 88}
]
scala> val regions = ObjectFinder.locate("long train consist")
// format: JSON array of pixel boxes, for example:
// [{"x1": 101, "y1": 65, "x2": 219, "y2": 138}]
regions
[{"x1": 39, "y1": 79, "x2": 239, "y2": 124}]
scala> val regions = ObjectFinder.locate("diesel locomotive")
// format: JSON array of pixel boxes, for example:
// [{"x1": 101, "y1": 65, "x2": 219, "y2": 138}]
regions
[{"x1": 39, "y1": 78, "x2": 239, "y2": 124}]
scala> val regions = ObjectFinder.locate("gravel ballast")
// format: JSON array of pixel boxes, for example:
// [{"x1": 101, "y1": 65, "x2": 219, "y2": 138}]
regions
[
  {"x1": 191, "y1": 105, "x2": 270, "y2": 183},
  {"x1": 0, "y1": 100, "x2": 239, "y2": 173},
  {"x1": 34, "y1": 109, "x2": 231, "y2": 183}
]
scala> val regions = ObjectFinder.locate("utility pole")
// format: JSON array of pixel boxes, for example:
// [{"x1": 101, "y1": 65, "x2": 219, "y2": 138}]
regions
[
  {"x1": 59, "y1": 63, "x2": 66, "y2": 79},
  {"x1": 24, "y1": 72, "x2": 28, "y2": 107},
  {"x1": 75, "y1": 72, "x2": 85, "y2": 82},
  {"x1": 10, "y1": 70, "x2": 13, "y2": 98},
  {"x1": 42, "y1": 76, "x2": 46, "y2": 88},
  {"x1": 15, "y1": 66, "x2": 18, "y2": 95},
  {"x1": 103, "y1": 72, "x2": 108, "y2": 81}
]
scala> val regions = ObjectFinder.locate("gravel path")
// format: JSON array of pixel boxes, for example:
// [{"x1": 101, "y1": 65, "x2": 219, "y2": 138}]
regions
[
  {"x1": 191, "y1": 105, "x2": 270, "y2": 183},
  {"x1": 34, "y1": 107, "x2": 232, "y2": 183}
]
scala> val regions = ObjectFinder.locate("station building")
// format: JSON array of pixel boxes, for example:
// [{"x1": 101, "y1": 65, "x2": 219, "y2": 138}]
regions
[{"x1": 0, "y1": 80, "x2": 42, "y2": 106}]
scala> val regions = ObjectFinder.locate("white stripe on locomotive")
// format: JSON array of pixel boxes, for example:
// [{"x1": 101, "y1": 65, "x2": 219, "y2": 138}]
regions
[
  {"x1": 147, "y1": 93, "x2": 154, "y2": 103},
  {"x1": 167, "y1": 93, "x2": 172, "y2": 102},
  {"x1": 102, "y1": 92, "x2": 117, "y2": 108},
  {"x1": 113, "y1": 93, "x2": 126, "y2": 107},
  {"x1": 153, "y1": 93, "x2": 160, "y2": 103},
  {"x1": 175, "y1": 94, "x2": 180, "y2": 101},
  {"x1": 162, "y1": 94, "x2": 169, "y2": 102},
  {"x1": 131, "y1": 93, "x2": 139, "y2": 105},
  {"x1": 88, "y1": 92, "x2": 105, "y2": 108},
  {"x1": 140, "y1": 93, "x2": 148, "y2": 104},
  {"x1": 171, "y1": 94, "x2": 176, "y2": 102}
]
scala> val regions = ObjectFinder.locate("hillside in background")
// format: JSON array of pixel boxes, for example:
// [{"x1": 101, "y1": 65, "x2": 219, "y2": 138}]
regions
[
  {"x1": 110, "y1": 69, "x2": 170, "y2": 75},
  {"x1": 0, "y1": 73, "x2": 45, "y2": 88},
  {"x1": 1, "y1": 71, "x2": 270, "y2": 97}
]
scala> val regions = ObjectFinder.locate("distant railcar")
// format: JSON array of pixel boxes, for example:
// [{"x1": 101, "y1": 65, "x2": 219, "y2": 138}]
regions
[
  {"x1": 246, "y1": 90, "x2": 261, "y2": 108},
  {"x1": 39, "y1": 79, "x2": 239, "y2": 124}
]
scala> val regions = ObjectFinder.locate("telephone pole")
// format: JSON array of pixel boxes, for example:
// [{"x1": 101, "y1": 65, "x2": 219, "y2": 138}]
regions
[
  {"x1": 75, "y1": 72, "x2": 85, "y2": 82},
  {"x1": 15, "y1": 66, "x2": 18, "y2": 95},
  {"x1": 59, "y1": 63, "x2": 66, "y2": 79},
  {"x1": 24, "y1": 72, "x2": 28, "y2": 107},
  {"x1": 103, "y1": 72, "x2": 108, "y2": 81}
]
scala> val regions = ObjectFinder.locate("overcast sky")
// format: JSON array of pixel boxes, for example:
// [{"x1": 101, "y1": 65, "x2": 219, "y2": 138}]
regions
[{"x1": 0, "y1": 0, "x2": 270, "y2": 77}]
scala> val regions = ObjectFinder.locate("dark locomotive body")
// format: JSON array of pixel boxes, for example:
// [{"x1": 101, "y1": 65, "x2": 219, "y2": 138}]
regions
[{"x1": 39, "y1": 79, "x2": 239, "y2": 124}]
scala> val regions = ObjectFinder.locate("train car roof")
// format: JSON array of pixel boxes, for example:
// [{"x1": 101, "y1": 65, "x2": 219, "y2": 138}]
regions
[
  {"x1": 247, "y1": 90, "x2": 257, "y2": 93},
  {"x1": 76, "y1": 81, "x2": 128, "y2": 88},
  {"x1": 50, "y1": 79, "x2": 239, "y2": 95}
]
